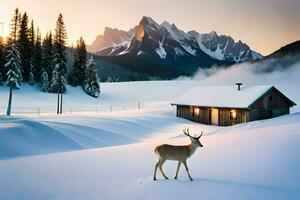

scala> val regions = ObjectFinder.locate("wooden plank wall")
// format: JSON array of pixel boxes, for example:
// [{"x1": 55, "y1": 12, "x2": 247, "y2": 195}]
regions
[
  {"x1": 219, "y1": 108, "x2": 249, "y2": 126},
  {"x1": 176, "y1": 106, "x2": 249, "y2": 126},
  {"x1": 177, "y1": 106, "x2": 210, "y2": 124}
]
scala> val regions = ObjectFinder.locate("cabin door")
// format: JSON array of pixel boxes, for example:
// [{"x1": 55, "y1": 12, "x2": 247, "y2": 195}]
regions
[{"x1": 211, "y1": 108, "x2": 219, "y2": 125}]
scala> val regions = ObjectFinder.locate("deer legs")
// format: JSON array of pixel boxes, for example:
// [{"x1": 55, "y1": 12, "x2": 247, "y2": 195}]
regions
[
  {"x1": 174, "y1": 161, "x2": 193, "y2": 181},
  {"x1": 153, "y1": 159, "x2": 168, "y2": 180},
  {"x1": 159, "y1": 160, "x2": 168, "y2": 179},
  {"x1": 153, "y1": 161, "x2": 159, "y2": 180},
  {"x1": 154, "y1": 160, "x2": 193, "y2": 181},
  {"x1": 174, "y1": 161, "x2": 181, "y2": 179},
  {"x1": 183, "y1": 161, "x2": 193, "y2": 181}
]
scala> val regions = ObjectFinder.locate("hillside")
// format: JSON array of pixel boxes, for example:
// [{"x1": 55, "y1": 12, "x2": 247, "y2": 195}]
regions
[{"x1": 267, "y1": 40, "x2": 300, "y2": 58}]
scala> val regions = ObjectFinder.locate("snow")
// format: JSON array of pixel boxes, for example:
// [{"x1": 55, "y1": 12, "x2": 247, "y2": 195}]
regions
[
  {"x1": 197, "y1": 34, "x2": 226, "y2": 60},
  {"x1": 1, "y1": 112, "x2": 300, "y2": 199},
  {"x1": 137, "y1": 50, "x2": 143, "y2": 56},
  {"x1": 0, "y1": 81, "x2": 203, "y2": 115},
  {"x1": 172, "y1": 85, "x2": 276, "y2": 108},
  {"x1": 161, "y1": 21, "x2": 189, "y2": 41},
  {"x1": 161, "y1": 21, "x2": 197, "y2": 56},
  {"x1": 98, "y1": 41, "x2": 131, "y2": 56},
  {"x1": 0, "y1": 69, "x2": 300, "y2": 199},
  {"x1": 155, "y1": 36, "x2": 167, "y2": 59},
  {"x1": 251, "y1": 50, "x2": 263, "y2": 60},
  {"x1": 174, "y1": 47, "x2": 185, "y2": 56},
  {"x1": 180, "y1": 43, "x2": 197, "y2": 56}
]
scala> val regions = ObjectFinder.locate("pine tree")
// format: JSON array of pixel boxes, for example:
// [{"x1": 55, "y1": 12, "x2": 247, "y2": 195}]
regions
[
  {"x1": 70, "y1": 47, "x2": 81, "y2": 86},
  {"x1": 40, "y1": 68, "x2": 50, "y2": 92},
  {"x1": 70, "y1": 37, "x2": 87, "y2": 86},
  {"x1": 27, "y1": 19, "x2": 35, "y2": 85},
  {"x1": 9, "y1": 8, "x2": 20, "y2": 42},
  {"x1": 28, "y1": 20, "x2": 35, "y2": 54},
  {"x1": 42, "y1": 31, "x2": 54, "y2": 78},
  {"x1": 5, "y1": 43, "x2": 22, "y2": 115},
  {"x1": 77, "y1": 37, "x2": 87, "y2": 83},
  {"x1": 52, "y1": 14, "x2": 68, "y2": 93},
  {"x1": 33, "y1": 27, "x2": 42, "y2": 82},
  {"x1": 18, "y1": 12, "x2": 30, "y2": 82},
  {"x1": 51, "y1": 61, "x2": 67, "y2": 93},
  {"x1": 28, "y1": 63, "x2": 35, "y2": 85},
  {"x1": 83, "y1": 56, "x2": 100, "y2": 98}
]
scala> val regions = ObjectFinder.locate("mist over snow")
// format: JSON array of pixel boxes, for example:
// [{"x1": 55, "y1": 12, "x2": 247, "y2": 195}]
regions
[
  {"x1": 190, "y1": 58, "x2": 300, "y2": 85},
  {"x1": 178, "y1": 58, "x2": 300, "y2": 112}
]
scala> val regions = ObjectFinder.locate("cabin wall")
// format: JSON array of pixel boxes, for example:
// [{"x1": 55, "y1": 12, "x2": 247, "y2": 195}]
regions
[
  {"x1": 176, "y1": 105, "x2": 210, "y2": 124},
  {"x1": 219, "y1": 108, "x2": 249, "y2": 126},
  {"x1": 249, "y1": 88, "x2": 291, "y2": 121},
  {"x1": 176, "y1": 106, "x2": 249, "y2": 126}
]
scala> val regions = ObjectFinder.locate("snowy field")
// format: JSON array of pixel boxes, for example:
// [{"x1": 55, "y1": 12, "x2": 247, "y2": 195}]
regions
[
  {"x1": 1, "y1": 111, "x2": 300, "y2": 199},
  {"x1": 1, "y1": 62, "x2": 300, "y2": 199}
]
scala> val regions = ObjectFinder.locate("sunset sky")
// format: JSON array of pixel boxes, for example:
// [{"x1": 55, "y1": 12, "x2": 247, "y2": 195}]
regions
[{"x1": 0, "y1": 0, "x2": 299, "y2": 55}]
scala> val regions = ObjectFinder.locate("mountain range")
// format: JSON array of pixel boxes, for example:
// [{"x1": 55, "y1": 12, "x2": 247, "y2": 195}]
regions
[
  {"x1": 88, "y1": 17, "x2": 262, "y2": 73},
  {"x1": 84, "y1": 16, "x2": 299, "y2": 81}
]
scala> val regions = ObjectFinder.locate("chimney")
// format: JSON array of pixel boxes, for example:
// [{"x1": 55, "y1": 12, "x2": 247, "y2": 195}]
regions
[{"x1": 235, "y1": 83, "x2": 242, "y2": 91}]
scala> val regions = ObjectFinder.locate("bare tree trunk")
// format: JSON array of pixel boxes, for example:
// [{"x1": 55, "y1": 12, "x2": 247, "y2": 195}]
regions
[
  {"x1": 60, "y1": 93, "x2": 63, "y2": 114},
  {"x1": 6, "y1": 86, "x2": 13, "y2": 116},
  {"x1": 57, "y1": 90, "x2": 60, "y2": 114}
]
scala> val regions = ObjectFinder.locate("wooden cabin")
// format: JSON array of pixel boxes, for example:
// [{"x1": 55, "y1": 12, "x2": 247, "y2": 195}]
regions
[{"x1": 171, "y1": 84, "x2": 296, "y2": 126}]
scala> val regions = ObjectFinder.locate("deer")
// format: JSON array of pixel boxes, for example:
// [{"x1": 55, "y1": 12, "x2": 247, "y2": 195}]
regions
[{"x1": 153, "y1": 128, "x2": 203, "y2": 181}]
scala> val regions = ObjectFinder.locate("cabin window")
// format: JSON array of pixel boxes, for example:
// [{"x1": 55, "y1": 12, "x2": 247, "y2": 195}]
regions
[
  {"x1": 194, "y1": 107, "x2": 200, "y2": 116},
  {"x1": 230, "y1": 110, "x2": 237, "y2": 120}
]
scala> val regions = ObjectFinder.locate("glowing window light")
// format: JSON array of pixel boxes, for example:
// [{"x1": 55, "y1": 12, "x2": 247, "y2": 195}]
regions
[
  {"x1": 230, "y1": 110, "x2": 237, "y2": 119},
  {"x1": 194, "y1": 107, "x2": 200, "y2": 116}
]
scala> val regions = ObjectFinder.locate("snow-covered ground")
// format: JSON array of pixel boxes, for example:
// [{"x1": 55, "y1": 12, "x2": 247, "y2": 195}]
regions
[
  {"x1": 0, "y1": 81, "x2": 201, "y2": 115},
  {"x1": 1, "y1": 64, "x2": 300, "y2": 199},
  {"x1": 1, "y1": 111, "x2": 300, "y2": 199}
]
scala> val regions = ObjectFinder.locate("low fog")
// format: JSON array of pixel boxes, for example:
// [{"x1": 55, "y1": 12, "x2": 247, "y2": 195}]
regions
[{"x1": 183, "y1": 57, "x2": 300, "y2": 112}]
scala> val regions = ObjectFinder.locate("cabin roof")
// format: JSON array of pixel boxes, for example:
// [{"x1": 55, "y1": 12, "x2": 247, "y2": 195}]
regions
[{"x1": 171, "y1": 85, "x2": 295, "y2": 109}]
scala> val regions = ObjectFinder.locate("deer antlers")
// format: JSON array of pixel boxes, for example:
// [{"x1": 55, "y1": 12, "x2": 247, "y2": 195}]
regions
[{"x1": 183, "y1": 128, "x2": 203, "y2": 139}]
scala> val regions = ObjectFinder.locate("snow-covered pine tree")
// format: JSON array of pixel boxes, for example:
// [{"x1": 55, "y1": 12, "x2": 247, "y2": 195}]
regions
[
  {"x1": 51, "y1": 62, "x2": 66, "y2": 93},
  {"x1": 5, "y1": 43, "x2": 22, "y2": 116},
  {"x1": 28, "y1": 62, "x2": 35, "y2": 85},
  {"x1": 40, "y1": 68, "x2": 50, "y2": 92},
  {"x1": 53, "y1": 14, "x2": 68, "y2": 93},
  {"x1": 83, "y1": 56, "x2": 100, "y2": 98}
]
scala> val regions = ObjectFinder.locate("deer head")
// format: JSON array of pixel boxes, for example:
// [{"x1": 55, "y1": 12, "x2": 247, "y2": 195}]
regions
[{"x1": 183, "y1": 128, "x2": 203, "y2": 147}]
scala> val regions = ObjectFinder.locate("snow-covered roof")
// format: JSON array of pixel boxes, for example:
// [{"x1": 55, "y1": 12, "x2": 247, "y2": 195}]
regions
[{"x1": 172, "y1": 85, "x2": 273, "y2": 108}]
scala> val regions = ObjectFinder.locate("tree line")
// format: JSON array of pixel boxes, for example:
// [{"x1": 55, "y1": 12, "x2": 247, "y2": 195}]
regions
[{"x1": 0, "y1": 8, "x2": 100, "y2": 115}]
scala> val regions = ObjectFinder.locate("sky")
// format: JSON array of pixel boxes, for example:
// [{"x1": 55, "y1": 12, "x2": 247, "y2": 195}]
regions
[{"x1": 0, "y1": 0, "x2": 299, "y2": 55}]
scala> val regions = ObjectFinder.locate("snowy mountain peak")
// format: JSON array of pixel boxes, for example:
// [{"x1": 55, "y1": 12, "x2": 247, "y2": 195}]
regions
[
  {"x1": 208, "y1": 30, "x2": 218, "y2": 37},
  {"x1": 87, "y1": 27, "x2": 136, "y2": 53},
  {"x1": 89, "y1": 16, "x2": 262, "y2": 66},
  {"x1": 140, "y1": 16, "x2": 160, "y2": 31}
]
